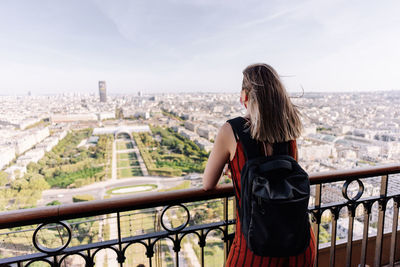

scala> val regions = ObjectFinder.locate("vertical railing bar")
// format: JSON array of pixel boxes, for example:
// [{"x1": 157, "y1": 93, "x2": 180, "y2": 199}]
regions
[
  {"x1": 175, "y1": 233, "x2": 179, "y2": 267},
  {"x1": 345, "y1": 206, "x2": 355, "y2": 267},
  {"x1": 313, "y1": 184, "x2": 322, "y2": 267},
  {"x1": 201, "y1": 229, "x2": 205, "y2": 267},
  {"x1": 374, "y1": 174, "x2": 388, "y2": 267},
  {"x1": 374, "y1": 204, "x2": 386, "y2": 267},
  {"x1": 389, "y1": 197, "x2": 399, "y2": 267},
  {"x1": 329, "y1": 208, "x2": 338, "y2": 267},
  {"x1": 313, "y1": 224, "x2": 321, "y2": 267},
  {"x1": 153, "y1": 210, "x2": 159, "y2": 267},
  {"x1": 224, "y1": 197, "x2": 229, "y2": 222},
  {"x1": 148, "y1": 238, "x2": 153, "y2": 267},
  {"x1": 360, "y1": 202, "x2": 371, "y2": 267},
  {"x1": 223, "y1": 197, "x2": 229, "y2": 262},
  {"x1": 117, "y1": 212, "x2": 123, "y2": 267},
  {"x1": 87, "y1": 249, "x2": 93, "y2": 267}
]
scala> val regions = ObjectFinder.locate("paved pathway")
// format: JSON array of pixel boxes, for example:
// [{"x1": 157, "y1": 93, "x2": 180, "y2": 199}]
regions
[
  {"x1": 183, "y1": 241, "x2": 201, "y2": 267},
  {"x1": 105, "y1": 140, "x2": 117, "y2": 267},
  {"x1": 112, "y1": 139, "x2": 117, "y2": 181}
]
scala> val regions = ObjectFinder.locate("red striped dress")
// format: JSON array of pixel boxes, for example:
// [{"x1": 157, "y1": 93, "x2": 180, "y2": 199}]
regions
[{"x1": 226, "y1": 140, "x2": 316, "y2": 267}]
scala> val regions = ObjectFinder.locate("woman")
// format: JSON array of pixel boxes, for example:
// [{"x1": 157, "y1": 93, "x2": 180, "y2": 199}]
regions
[{"x1": 202, "y1": 63, "x2": 316, "y2": 266}]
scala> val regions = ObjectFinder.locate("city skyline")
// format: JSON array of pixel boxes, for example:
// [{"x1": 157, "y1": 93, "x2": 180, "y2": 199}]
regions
[
  {"x1": 1, "y1": 89, "x2": 399, "y2": 265},
  {"x1": 1, "y1": 0, "x2": 400, "y2": 94}
]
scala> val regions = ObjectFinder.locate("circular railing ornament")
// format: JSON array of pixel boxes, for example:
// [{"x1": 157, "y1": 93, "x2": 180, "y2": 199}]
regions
[
  {"x1": 342, "y1": 179, "x2": 364, "y2": 202},
  {"x1": 32, "y1": 221, "x2": 72, "y2": 254},
  {"x1": 160, "y1": 204, "x2": 190, "y2": 233}
]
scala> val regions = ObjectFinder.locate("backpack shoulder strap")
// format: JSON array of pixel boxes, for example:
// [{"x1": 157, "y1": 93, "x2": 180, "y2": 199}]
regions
[{"x1": 227, "y1": 117, "x2": 260, "y2": 159}]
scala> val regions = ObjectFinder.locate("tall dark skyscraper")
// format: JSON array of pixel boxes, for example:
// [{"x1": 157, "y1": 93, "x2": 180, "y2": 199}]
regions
[{"x1": 99, "y1": 81, "x2": 107, "y2": 102}]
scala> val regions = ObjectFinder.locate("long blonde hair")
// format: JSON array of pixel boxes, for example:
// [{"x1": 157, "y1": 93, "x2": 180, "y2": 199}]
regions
[{"x1": 242, "y1": 63, "x2": 302, "y2": 143}]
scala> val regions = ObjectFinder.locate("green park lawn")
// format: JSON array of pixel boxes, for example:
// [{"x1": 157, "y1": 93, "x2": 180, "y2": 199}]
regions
[
  {"x1": 117, "y1": 152, "x2": 137, "y2": 160},
  {"x1": 116, "y1": 141, "x2": 134, "y2": 150},
  {"x1": 118, "y1": 168, "x2": 142, "y2": 178},
  {"x1": 117, "y1": 160, "x2": 140, "y2": 168}
]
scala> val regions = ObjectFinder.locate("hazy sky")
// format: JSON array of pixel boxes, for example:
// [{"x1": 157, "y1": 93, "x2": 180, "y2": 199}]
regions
[{"x1": 1, "y1": 0, "x2": 400, "y2": 95}]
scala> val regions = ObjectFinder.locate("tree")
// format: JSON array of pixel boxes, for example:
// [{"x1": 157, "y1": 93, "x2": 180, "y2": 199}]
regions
[
  {"x1": 175, "y1": 144, "x2": 184, "y2": 154},
  {"x1": 27, "y1": 162, "x2": 40, "y2": 173},
  {"x1": 10, "y1": 179, "x2": 29, "y2": 191},
  {"x1": 46, "y1": 200, "x2": 61, "y2": 206},
  {"x1": 28, "y1": 173, "x2": 50, "y2": 191},
  {"x1": 184, "y1": 143, "x2": 193, "y2": 156},
  {"x1": 0, "y1": 171, "x2": 8, "y2": 186}
]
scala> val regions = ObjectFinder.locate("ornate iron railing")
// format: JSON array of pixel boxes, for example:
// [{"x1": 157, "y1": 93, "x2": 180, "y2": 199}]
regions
[{"x1": 0, "y1": 163, "x2": 400, "y2": 267}]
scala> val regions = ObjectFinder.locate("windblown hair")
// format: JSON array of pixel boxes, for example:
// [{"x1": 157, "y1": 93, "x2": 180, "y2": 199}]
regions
[{"x1": 242, "y1": 63, "x2": 302, "y2": 143}]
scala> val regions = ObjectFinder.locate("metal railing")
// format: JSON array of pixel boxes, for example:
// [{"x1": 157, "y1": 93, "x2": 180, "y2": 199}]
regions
[{"x1": 0, "y1": 163, "x2": 400, "y2": 267}]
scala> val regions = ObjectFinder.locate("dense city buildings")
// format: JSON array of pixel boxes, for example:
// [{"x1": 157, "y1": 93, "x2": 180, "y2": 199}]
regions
[{"x1": 1, "y1": 91, "x2": 399, "y2": 178}]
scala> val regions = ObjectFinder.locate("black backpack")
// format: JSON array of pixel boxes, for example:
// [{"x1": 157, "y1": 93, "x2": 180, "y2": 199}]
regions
[{"x1": 227, "y1": 117, "x2": 310, "y2": 257}]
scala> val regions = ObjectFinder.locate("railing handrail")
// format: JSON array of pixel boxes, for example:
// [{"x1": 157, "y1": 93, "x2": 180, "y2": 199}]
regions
[
  {"x1": 0, "y1": 183, "x2": 234, "y2": 229},
  {"x1": 308, "y1": 163, "x2": 400, "y2": 183},
  {"x1": 1, "y1": 163, "x2": 400, "y2": 229}
]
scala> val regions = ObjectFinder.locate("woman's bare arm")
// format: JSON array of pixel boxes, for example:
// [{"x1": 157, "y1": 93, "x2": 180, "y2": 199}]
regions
[{"x1": 202, "y1": 122, "x2": 236, "y2": 190}]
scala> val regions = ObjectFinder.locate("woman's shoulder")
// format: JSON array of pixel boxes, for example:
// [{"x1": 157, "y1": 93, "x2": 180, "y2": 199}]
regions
[
  {"x1": 216, "y1": 122, "x2": 237, "y2": 160},
  {"x1": 219, "y1": 121, "x2": 235, "y2": 137}
]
